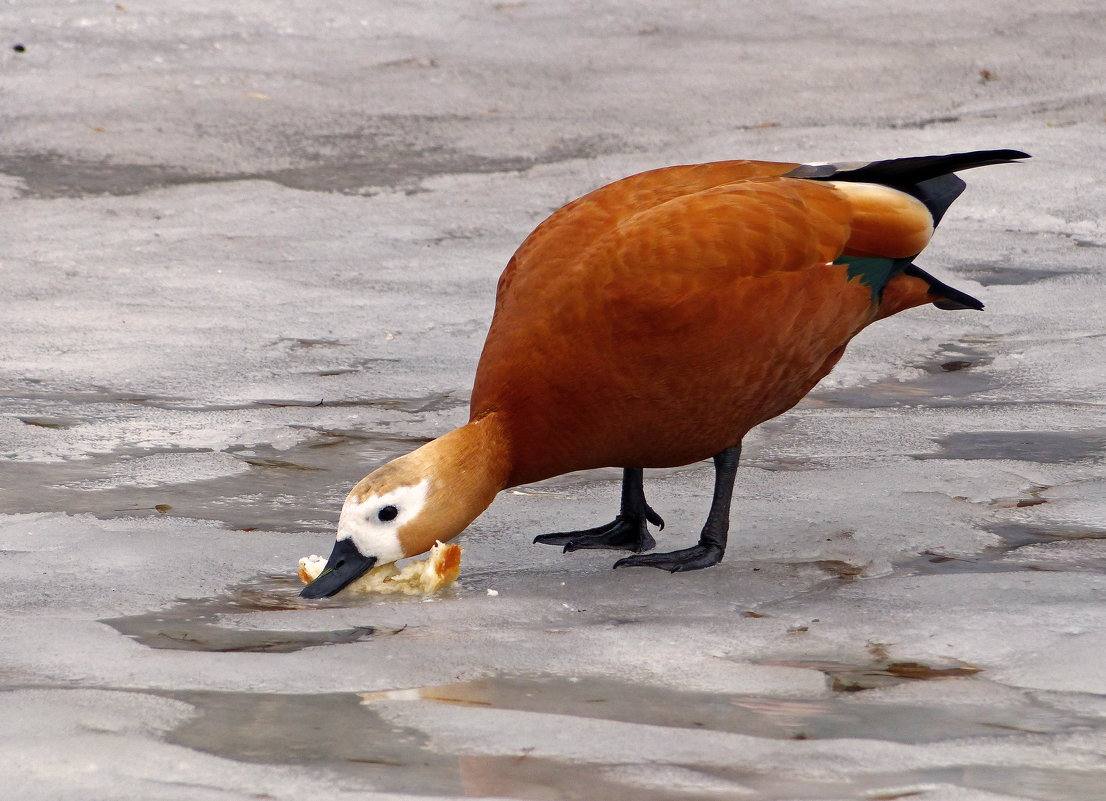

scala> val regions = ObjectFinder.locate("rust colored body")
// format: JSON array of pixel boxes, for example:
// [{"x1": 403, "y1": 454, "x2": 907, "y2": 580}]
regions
[{"x1": 471, "y1": 161, "x2": 945, "y2": 487}]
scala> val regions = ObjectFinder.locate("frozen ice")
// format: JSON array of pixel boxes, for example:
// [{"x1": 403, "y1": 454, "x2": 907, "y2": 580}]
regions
[{"x1": 3, "y1": 1, "x2": 1106, "y2": 799}]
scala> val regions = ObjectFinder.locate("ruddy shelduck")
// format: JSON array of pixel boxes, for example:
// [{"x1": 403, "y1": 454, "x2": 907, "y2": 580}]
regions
[{"x1": 301, "y1": 149, "x2": 1028, "y2": 598}]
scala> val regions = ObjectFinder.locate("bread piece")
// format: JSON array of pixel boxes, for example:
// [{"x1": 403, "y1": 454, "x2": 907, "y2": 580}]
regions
[{"x1": 297, "y1": 541, "x2": 462, "y2": 596}]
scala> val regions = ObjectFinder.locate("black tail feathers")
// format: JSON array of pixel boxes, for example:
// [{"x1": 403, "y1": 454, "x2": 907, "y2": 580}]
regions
[
  {"x1": 903, "y1": 264, "x2": 984, "y2": 311},
  {"x1": 787, "y1": 149, "x2": 1027, "y2": 311},
  {"x1": 802, "y1": 149, "x2": 1030, "y2": 190},
  {"x1": 786, "y1": 149, "x2": 1029, "y2": 227}
]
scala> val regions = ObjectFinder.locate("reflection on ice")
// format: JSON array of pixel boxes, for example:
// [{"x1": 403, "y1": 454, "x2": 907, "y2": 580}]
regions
[
  {"x1": 358, "y1": 668, "x2": 1095, "y2": 746},
  {"x1": 101, "y1": 573, "x2": 385, "y2": 652},
  {"x1": 159, "y1": 672, "x2": 1106, "y2": 800}
]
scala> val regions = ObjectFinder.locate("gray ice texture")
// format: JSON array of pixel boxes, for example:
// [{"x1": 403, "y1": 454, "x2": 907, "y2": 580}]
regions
[{"x1": 2, "y1": 2, "x2": 1105, "y2": 800}]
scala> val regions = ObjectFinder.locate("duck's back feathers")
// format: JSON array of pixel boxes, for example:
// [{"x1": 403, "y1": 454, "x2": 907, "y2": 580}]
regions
[{"x1": 499, "y1": 160, "x2": 802, "y2": 301}]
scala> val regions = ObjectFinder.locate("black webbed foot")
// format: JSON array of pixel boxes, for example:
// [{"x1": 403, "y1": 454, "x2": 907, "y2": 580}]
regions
[
  {"x1": 534, "y1": 513, "x2": 658, "y2": 553},
  {"x1": 532, "y1": 467, "x2": 662, "y2": 554},
  {"x1": 613, "y1": 543, "x2": 722, "y2": 572}
]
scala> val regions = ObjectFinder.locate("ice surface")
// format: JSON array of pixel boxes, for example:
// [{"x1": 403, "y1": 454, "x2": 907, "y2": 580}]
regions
[{"x1": 3, "y1": 2, "x2": 1106, "y2": 799}]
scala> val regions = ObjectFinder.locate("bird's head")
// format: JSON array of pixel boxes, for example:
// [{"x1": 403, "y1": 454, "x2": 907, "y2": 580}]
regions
[{"x1": 300, "y1": 418, "x2": 510, "y2": 598}]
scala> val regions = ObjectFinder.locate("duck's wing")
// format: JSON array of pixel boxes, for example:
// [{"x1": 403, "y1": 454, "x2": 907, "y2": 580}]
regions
[
  {"x1": 499, "y1": 175, "x2": 921, "y2": 319},
  {"x1": 498, "y1": 160, "x2": 801, "y2": 301}
]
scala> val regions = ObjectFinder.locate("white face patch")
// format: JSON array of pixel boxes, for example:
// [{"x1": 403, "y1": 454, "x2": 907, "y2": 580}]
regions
[{"x1": 335, "y1": 478, "x2": 430, "y2": 565}]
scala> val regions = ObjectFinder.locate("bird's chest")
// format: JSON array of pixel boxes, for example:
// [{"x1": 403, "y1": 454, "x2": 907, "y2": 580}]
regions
[{"x1": 477, "y1": 264, "x2": 875, "y2": 481}]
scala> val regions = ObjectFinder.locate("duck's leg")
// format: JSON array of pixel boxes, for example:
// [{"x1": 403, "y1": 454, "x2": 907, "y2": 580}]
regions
[
  {"x1": 533, "y1": 468, "x2": 663, "y2": 553},
  {"x1": 613, "y1": 444, "x2": 741, "y2": 572}
]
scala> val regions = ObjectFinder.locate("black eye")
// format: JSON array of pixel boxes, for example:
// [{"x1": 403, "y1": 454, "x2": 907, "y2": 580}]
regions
[{"x1": 377, "y1": 505, "x2": 399, "y2": 522}]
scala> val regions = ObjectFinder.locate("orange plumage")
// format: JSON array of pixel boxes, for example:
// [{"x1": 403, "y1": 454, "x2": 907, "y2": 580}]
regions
[
  {"x1": 300, "y1": 150, "x2": 1028, "y2": 597},
  {"x1": 473, "y1": 162, "x2": 963, "y2": 484}
]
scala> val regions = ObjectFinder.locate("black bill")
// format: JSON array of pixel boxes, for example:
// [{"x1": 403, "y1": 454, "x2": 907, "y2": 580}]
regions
[{"x1": 300, "y1": 538, "x2": 377, "y2": 599}]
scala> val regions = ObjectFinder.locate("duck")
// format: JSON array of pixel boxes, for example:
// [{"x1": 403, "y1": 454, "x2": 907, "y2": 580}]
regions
[{"x1": 301, "y1": 149, "x2": 1029, "y2": 598}]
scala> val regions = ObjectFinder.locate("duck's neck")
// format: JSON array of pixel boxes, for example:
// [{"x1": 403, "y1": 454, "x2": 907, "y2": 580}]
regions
[{"x1": 389, "y1": 412, "x2": 514, "y2": 556}]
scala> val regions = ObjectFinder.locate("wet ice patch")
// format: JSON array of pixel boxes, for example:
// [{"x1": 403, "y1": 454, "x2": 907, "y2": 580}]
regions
[
  {"x1": 2, "y1": 401, "x2": 301, "y2": 464},
  {"x1": 923, "y1": 430, "x2": 1106, "y2": 464},
  {"x1": 0, "y1": 172, "x2": 26, "y2": 200},
  {"x1": 1001, "y1": 539, "x2": 1106, "y2": 573},
  {"x1": 56, "y1": 451, "x2": 250, "y2": 491},
  {"x1": 0, "y1": 688, "x2": 193, "y2": 741},
  {"x1": 1035, "y1": 479, "x2": 1106, "y2": 532}
]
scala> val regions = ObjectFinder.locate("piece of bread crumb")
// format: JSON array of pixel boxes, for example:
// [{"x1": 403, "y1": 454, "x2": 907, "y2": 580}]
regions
[{"x1": 298, "y1": 541, "x2": 462, "y2": 596}]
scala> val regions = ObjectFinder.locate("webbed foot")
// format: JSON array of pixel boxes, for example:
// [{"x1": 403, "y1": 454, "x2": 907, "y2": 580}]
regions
[
  {"x1": 613, "y1": 543, "x2": 722, "y2": 572},
  {"x1": 532, "y1": 467, "x2": 662, "y2": 554},
  {"x1": 534, "y1": 511, "x2": 659, "y2": 553}
]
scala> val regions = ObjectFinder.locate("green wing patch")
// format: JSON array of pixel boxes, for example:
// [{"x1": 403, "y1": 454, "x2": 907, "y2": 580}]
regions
[{"x1": 834, "y1": 255, "x2": 899, "y2": 304}]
